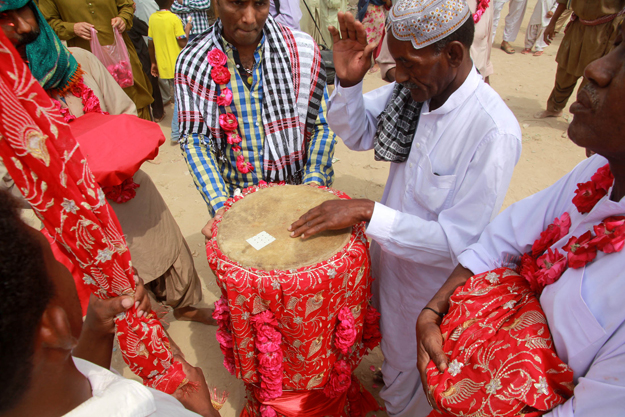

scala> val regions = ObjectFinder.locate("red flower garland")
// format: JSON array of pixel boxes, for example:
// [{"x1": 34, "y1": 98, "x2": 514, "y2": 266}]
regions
[
  {"x1": 473, "y1": 0, "x2": 490, "y2": 23},
  {"x1": 101, "y1": 177, "x2": 140, "y2": 203},
  {"x1": 334, "y1": 307, "x2": 357, "y2": 354},
  {"x1": 519, "y1": 164, "x2": 623, "y2": 293},
  {"x1": 323, "y1": 359, "x2": 352, "y2": 398},
  {"x1": 213, "y1": 297, "x2": 236, "y2": 375},
  {"x1": 250, "y1": 311, "x2": 283, "y2": 407},
  {"x1": 362, "y1": 305, "x2": 382, "y2": 351},
  {"x1": 208, "y1": 48, "x2": 254, "y2": 174}
]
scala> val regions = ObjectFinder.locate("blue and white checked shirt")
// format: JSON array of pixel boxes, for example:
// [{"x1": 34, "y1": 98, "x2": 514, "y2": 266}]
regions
[{"x1": 181, "y1": 35, "x2": 336, "y2": 215}]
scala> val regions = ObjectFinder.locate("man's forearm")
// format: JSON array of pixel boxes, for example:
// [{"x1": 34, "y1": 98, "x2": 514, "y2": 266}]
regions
[
  {"x1": 426, "y1": 264, "x2": 474, "y2": 315},
  {"x1": 550, "y1": 2, "x2": 568, "y2": 25}
]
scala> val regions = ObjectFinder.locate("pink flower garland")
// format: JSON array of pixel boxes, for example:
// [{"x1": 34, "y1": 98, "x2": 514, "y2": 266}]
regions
[
  {"x1": 334, "y1": 307, "x2": 357, "y2": 354},
  {"x1": 106, "y1": 60, "x2": 133, "y2": 88},
  {"x1": 213, "y1": 297, "x2": 236, "y2": 375},
  {"x1": 208, "y1": 48, "x2": 254, "y2": 175},
  {"x1": 250, "y1": 310, "x2": 283, "y2": 408},
  {"x1": 323, "y1": 360, "x2": 352, "y2": 398},
  {"x1": 362, "y1": 305, "x2": 382, "y2": 351},
  {"x1": 473, "y1": 0, "x2": 490, "y2": 23},
  {"x1": 519, "y1": 164, "x2": 625, "y2": 293}
]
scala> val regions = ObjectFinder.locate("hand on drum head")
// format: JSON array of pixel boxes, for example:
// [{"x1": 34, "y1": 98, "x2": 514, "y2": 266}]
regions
[
  {"x1": 329, "y1": 12, "x2": 379, "y2": 88},
  {"x1": 202, "y1": 208, "x2": 226, "y2": 243},
  {"x1": 289, "y1": 199, "x2": 375, "y2": 239}
]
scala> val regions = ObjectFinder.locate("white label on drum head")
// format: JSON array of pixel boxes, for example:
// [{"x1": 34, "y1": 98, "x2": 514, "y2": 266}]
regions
[{"x1": 247, "y1": 231, "x2": 276, "y2": 251}]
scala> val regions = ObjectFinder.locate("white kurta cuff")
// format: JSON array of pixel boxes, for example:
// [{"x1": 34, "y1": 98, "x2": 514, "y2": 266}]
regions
[
  {"x1": 331, "y1": 78, "x2": 364, "y2": 100},
  {"x1": 457, "y1": 249, "x2": 491, "y2": 276},
  {"x1": 365, "y1": 202, "x2": 397, "y2": 242}
]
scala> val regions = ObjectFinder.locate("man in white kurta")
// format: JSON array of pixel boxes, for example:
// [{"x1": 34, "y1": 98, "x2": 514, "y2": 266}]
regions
[
  {"x1": 454, "y1": 154, "x2": 625, "y2": 416},
  {"x1": 288, "y1": 2, "x2": 522, "y2": 415}
]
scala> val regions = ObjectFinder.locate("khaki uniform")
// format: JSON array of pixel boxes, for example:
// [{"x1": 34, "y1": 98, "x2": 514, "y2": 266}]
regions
[{"x1": 547, "y1": 0, "x2": 625, "y2": 112}]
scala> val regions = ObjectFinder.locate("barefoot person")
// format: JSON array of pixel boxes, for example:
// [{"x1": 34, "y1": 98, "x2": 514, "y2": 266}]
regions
[
  {"x1": 535, "y1": 0, "x2": 625, "y2": 118},
  {"x1": 289, "y1": 1, "x2": 522, "y2": 415},
  {"x1": 0, "y1": 0, "x2": 216, "y2": 326},
  {"x1": 418, "y1": 25, "x2": 625, "y2": 414}
]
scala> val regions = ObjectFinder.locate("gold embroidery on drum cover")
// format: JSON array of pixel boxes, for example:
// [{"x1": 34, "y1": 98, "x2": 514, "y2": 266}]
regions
[
  {"x1": 306, "y1": 371, "x2": 325, "y2": 389},
  {"x1": 305, "y1": 291, "x2": 324, "y2": 317},
  {"x1": 440, "y1": 379, "x2": 484, "y2": 404}
]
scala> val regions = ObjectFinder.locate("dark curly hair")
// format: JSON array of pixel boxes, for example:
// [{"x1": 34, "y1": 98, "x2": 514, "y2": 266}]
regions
[{"x1": 0, "y1": 190, "x2": 54, "y2": 413}]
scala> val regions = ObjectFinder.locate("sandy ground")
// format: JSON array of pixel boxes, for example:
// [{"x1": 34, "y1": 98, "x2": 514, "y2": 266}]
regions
[{"x1": 112, "y1": 5, "x2": 588, "y2": 416}]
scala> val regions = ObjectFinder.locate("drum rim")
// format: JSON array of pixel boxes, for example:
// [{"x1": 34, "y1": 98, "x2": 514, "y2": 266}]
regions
[{"x1": 207, "y1": 183, "x2": 368, "y2": 275}]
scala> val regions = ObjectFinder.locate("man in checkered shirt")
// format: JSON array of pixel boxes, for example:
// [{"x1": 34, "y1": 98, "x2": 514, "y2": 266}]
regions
[
  {"x1": 171, "y1": 0, "x2": 212, "y2": 40},
  {"x1": 175, "y1": 0, "x2": 336, "y2": 236}
]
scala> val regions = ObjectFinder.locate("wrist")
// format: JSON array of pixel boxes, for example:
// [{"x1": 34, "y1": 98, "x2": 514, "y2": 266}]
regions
[{"x1": 358, "y1": 199, "x2": 375, "y2": 222}]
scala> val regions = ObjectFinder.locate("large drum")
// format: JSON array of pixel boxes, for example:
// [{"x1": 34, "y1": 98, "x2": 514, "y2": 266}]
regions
[{"x1": 206, "y1": 184, "x2": 381, "y2": 417}]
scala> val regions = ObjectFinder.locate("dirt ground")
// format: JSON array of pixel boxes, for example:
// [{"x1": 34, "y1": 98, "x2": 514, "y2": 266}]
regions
[{"x1": 112, "y1": 5, "x2": 587, "y2": 415}]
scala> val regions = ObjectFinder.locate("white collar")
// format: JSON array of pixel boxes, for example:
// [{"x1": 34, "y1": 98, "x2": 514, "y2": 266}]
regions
[{"x1": 422, "y1": 65, "x2": 480, "y2": 115}]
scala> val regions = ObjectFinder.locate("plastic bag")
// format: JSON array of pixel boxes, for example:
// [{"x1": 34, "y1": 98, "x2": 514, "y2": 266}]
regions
[{"x1": 90, "y1": 27, "x2": 134, "y2": 88}]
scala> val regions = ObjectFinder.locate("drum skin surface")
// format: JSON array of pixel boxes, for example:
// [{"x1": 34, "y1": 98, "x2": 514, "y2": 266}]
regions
[{"x1": 217, "y1": 185, "x2": 351, "y2": 271}]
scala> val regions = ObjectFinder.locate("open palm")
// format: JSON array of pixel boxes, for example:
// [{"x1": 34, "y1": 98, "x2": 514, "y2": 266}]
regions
[{"x1": 330, "y1": 12, "x2": 379, "y2": 87}]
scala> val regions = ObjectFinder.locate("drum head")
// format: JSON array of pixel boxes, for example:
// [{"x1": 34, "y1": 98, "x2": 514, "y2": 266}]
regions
[{"x1": 217, "y1": 185, "x2": 352, "y2": 271}]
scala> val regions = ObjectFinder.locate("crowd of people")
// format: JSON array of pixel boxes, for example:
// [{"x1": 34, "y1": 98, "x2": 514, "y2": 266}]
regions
[{"x1": 1, "y1": 0, "x2": 625, "y2": 415}]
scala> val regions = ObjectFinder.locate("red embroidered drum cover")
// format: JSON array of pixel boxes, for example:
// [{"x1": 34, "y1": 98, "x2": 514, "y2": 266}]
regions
[
  {"x1": 426, "y1": 268, "x2": 574, "y2": 417},
  {"x1": 206, "y1": 183, "x2": 381, "y2": 417}
]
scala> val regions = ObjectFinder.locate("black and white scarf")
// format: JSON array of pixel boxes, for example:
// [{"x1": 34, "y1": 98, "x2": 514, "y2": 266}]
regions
[
  {"x1": 175, "y1": 16, "x2": 327, "y2": 183},
  {"x1": 374, "y1": 83, "x2": 424, "y2": 163}
]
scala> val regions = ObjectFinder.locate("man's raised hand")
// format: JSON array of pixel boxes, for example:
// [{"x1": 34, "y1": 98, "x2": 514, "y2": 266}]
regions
[{"x1": 330, "y1": 12, "x2": 379, "y2": 88}]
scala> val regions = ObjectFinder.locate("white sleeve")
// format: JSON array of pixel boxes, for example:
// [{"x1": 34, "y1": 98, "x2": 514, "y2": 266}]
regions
[
  {"x1": 366, "y1": 130, "x2": 521, "y2": 267},
  {"x1": 327, "y1": 79, "x2": 394, "y2": 152},
  {"x1": 544, "y1": 321, "x2": 625, "y2": 417},
  {"x1": 458, "y1": 156, "x2": 604, "y2": 275}
]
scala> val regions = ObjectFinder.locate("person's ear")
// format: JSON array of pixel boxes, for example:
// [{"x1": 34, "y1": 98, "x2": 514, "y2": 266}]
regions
[
  {"x1": 445, "y1": 41, "x2": 465, "y2": 68},
  {"x1": 38, "y1": 305, "x2": 79, "y2": 351}
]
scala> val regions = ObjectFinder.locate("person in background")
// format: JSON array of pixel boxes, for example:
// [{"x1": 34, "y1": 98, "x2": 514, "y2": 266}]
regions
[
  {"x1": 289, "y1": 2, "x2": 522, "y2": 415},
  {"x1": 0, "y1": 189, "x2": 220, "y2": 417},
  {"x1": 129, "y1": 13, "x2": 166, "y2": 121},
  {"x1": 171, "y1": 0, "x2": 211, "y2": 41},
  {"x1": 39, "y1": 0, "x2": 155, "y2": 120},
  {"x1": 269, "y1": 0, "x2": 303, "y2": 30},
  {"x1": 492, "y1": 0, "x2": 528, "y2": 54},
  {"x1": 469, "y1": 0, "x2": 494, "y2": 82},
  {"x1": 149, "y1": 0, "x2": 192, "y2": 143},
  {"x1": 521, "y1": 0, "x2": 557, "y2": 56},
  {"x1": 535, "y1": 0, "x2": 625, "y2": 119}
]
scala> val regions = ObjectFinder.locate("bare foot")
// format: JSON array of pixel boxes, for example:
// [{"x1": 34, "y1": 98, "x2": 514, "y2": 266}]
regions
[
  {"x1": 534, "y1": 109, "x2": 562, "y2": 119},
  {"x1": 368, "y1": 63, "x2": 380, "y2": 74},
  {"x1": 521, "y1": 48, "x2": 532, "y2": 54},
  {"x1": 174, "y1": 306, "x2": 217, "y2": 326},
  {"x1": 533, "y1": 50, "x2": 544, "y2": 56}
]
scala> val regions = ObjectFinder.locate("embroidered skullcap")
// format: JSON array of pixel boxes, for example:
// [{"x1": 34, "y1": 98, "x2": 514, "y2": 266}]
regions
[{"x1": 388, "y1": 0, "x2": 471, "y2": 50}]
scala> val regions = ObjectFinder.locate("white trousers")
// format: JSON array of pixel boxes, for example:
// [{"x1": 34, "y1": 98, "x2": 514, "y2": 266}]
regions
[
  {"x1": 525, "y1": 23, "x2": 548, "y2": 51},
  {"x1": 492, "y1": 0, "x2": 529, "y2": 44},
  {"x1": 379, "y1": 361, "x2": 432, "y2": 417}
]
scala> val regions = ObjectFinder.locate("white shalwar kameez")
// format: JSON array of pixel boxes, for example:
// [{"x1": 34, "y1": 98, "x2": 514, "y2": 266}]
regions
[
  {"x1": 525, "y1": 0, "x2": 558, "y2": 51},
  {"x1": 458, "y1": 154, "x2": 625, "y2": 417},
  {"x1": 65, "y1": 358, "x2": 199, "y2": 416},
  {"x1": 327, "y1": 66, "x2": 522, "y2": 417},
  {"x1": 492, "y1": 0, "x2": 529, "y2": 44}
]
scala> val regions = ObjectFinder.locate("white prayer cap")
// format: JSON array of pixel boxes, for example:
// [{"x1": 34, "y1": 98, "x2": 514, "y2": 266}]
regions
[{"x1": 388, "y1": 0, "x2": 471, "y2": 50}]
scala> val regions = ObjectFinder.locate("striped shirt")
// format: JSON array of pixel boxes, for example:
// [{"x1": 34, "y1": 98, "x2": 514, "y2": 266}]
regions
[
  {"x1": 170, "y1": 0, "x2": 211, "y2": 36},
  {"x1": 181, "y1": 35, "x2": 336, "y2": 215}
]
